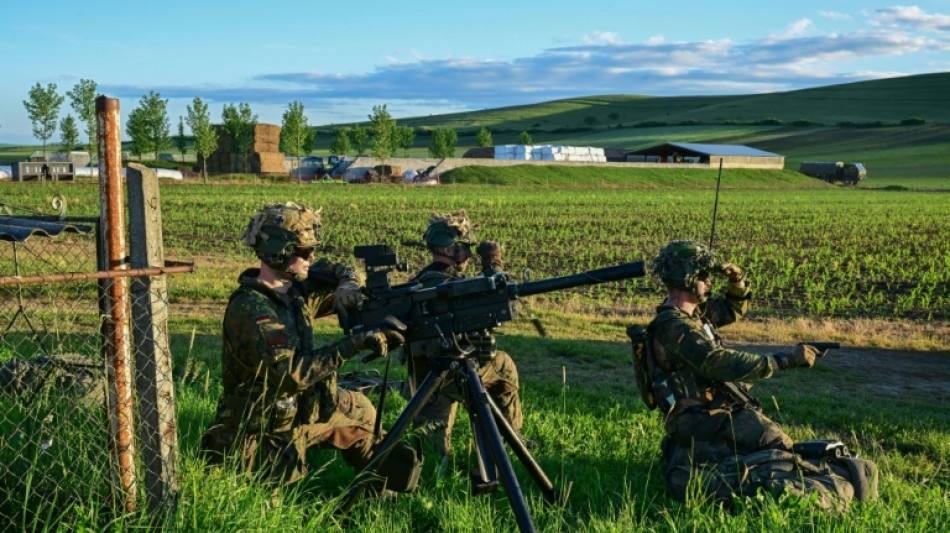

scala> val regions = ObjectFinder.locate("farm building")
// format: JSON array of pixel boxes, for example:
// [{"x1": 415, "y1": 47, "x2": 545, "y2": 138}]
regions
[{"x1": 625, "y1": 142, "x2": 784, "y2": 169}]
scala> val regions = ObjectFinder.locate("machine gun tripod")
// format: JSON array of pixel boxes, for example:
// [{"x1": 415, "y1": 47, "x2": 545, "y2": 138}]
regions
[{"x1": 338, "y1": 348, "x2": 557, "y2": 533}]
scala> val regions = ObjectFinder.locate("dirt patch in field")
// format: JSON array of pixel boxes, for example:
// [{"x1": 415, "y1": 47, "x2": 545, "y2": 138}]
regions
[{"x1": 737, "y1": 344, "x2": 950, "y2": 404}]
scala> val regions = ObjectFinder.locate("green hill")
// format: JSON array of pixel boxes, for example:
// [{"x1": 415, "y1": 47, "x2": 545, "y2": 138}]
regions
[
  {"x1": 326, "y1": 72, "x2": 949, "y2": 133},
  {"x1": 312, "y1": 72, "x2": 950, "y2": 186}
]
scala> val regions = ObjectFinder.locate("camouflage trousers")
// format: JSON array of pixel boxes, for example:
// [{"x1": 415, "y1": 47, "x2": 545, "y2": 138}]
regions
[
  {"x1": 661, "y1": 404, "x2": 874, "y2": 510},
  {"x1": 201, "y1": 389, "x2": 377, "y2": 486},
  {"x1": 410, "y1": 350, "x2": 523, "y2": 457},
  {"x1": 664, "y1": 403, "x2": 794, "y2": 465}
]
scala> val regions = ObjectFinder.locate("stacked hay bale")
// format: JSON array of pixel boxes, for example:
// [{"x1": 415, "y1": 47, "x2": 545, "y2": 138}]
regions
[{"x1": 201, "y1": 123, "x2": 285, "y2": 175}]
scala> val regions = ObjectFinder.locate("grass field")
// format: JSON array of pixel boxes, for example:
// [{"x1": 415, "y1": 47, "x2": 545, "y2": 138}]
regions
[{"x1": 1, "y1": 178, "x2": 949, "y2": 531}]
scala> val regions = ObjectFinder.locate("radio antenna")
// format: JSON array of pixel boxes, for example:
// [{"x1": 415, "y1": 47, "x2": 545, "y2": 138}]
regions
[{"x1": 708, "y1": 158, "x2": 723, "y2": 249}]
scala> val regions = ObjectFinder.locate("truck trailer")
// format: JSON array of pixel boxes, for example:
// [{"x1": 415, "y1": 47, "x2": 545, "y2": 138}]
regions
[{"x1": 798, "y1": 161, "x2": 866, "y2": 185}]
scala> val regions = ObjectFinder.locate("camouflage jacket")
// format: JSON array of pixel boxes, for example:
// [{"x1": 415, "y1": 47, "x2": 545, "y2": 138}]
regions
[
  {"x1": 210, "y1": 262, "x2": 353, "y2": 440},
  {"x1": 648, "y1": 283, "x2": 773, "y2": 411}
]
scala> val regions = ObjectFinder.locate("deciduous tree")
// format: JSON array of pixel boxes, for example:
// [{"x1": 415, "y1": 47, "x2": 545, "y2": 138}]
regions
[
  {"x1": 330, "y1": 127, "x2": 351, "y2": 156},
  {"x1": 175, "y1": 116, "x2": 188, "y2": 163},
  {"x1": 351, "y1": 125, "x2": 369, "y2": 156},
  {"x1": 476, "y1": 127, "x2": 492, "y2": 147},
  {"x1": 428, "y1": 127, "x2": 458, "y2": 158},
  {"x1": 127, "y1": 91, "x2": 171, "y2": 160},
  {"x1": 186, "y1": 97, "x2": 218, "y2": 181},
  {"x1": 59, "y1": 115, "x2": 79, "y2": 153},
  {"x1": 396, "y1": 125, "x2": 415, "y2": 156},
  {"x1": 369, "y1": 104, "x2": 396, "y2": 171},
  {"x1": 23, "y1": 82, "x2": 64, "y2": 158},
  {"x1": 222, "y1": 103, "x2": 257, "y2": 173},
  {"x1": 67, "y1": 79, "x2": 97, "y2": 159},
  {"x1": 125, "y1": 107, "x2": 148, "y2": 161},
  {"x1": 518, "y1": 131, "x2": 533, "y2": 145},
  {"x1": 280, "y1": 101, "x2": 311, "y2": 182}
]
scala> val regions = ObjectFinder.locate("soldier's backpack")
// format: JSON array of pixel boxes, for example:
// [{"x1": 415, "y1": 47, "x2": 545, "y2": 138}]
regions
[
  {"x1": 0, "y1": 353, "x2": 105, "y2": 407},
  {"x1": 665, "y1": 440, "x2": 878, "y2": 511}
]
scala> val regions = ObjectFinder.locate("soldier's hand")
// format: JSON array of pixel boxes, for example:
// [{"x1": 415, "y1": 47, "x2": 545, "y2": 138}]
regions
[
  {"x1": 717, "y1": 262, "x2": 744, "y2": 283},
  {"x1": 354, "y1": 316, "x2": 407, "y2": 361},
  {"x1": 774, "y1": 344, "x2": 818, "y2": 370},
  {"x1": 476, "y1": 240, "x2": 503, "y2": 270},
  {"x1": 333, "y1": 279, "x2": 363, "y2": 316}
]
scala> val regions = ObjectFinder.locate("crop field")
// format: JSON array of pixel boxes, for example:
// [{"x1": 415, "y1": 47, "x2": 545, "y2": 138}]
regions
[
  {"x1": 1, "y1": 179, "x2": 949, "y2": 531},
  {"x1": 3, "y1": 180, "x2": 948, "y2": 322}
]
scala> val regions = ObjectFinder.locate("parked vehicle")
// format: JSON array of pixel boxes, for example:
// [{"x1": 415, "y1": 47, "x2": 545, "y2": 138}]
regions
[{"x1": 799, "y1": 161, "x2": 867, "y2": 185}]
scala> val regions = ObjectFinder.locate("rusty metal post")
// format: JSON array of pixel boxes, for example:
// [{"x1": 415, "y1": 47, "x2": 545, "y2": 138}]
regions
[
  {"x1": 127, "y1": 163, "x2": 179, "y2": 515},
  {"x1": 97, "y1": 96, "x2": 138, "y2": 512}
]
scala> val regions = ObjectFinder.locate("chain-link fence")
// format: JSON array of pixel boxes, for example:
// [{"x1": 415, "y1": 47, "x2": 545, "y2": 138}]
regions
[
  {"x1": 0, "y1": 217, "x2": 114, "y2": 527},
  {"x1": 1, "y1": 203, "x2": 185, "y2": 528}
]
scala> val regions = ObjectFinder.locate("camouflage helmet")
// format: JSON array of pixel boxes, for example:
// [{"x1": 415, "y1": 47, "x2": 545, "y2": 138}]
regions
[
  {"x1": 653, "y1": 240, "x2": 716, "y2": 292},
  {"x1": 424, "y1": 209, "x2": 478, "y2": 249},
  {"x1": 241, "y1": 202, "x2": 322, "y2": 268}
]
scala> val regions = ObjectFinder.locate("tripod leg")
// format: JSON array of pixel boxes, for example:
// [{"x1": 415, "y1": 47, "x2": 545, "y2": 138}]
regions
[
  {"x1": 468, "y1": 403, "x2": 499, "y2": 494},
  {"x1": 461, "y1": 360, "x2": 537, "y2": 533},
  {"x1": 487, "y1": 394, "x2": 559, "y2": 503},
  {"x1": 337, "y1": 365, "x2": 449, "y2": 515}
]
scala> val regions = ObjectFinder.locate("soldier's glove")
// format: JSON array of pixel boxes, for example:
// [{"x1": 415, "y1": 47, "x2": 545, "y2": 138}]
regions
[
  {"x1": 773, "y1": 344, "x2": 818, "y2": 370},
  {"x1": 717, "y1": 262, "x2": 744, "y2": 283},
  {"x1": 333, "y1": 278, "x2": 363, "y2": 319},
  {"x1": 476, "y1": 240, "x2": 503, "y2": 272},
  {"x1": 354, "y1": 316, "x2": 408, "y2": 362}
]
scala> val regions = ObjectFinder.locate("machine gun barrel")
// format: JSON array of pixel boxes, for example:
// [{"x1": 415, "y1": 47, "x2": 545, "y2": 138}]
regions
[{"x1": 512, "y1": 261, "x2": 645, "y2": 298}]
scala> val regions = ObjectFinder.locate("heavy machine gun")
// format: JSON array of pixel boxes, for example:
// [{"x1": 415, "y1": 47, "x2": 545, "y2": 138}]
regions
[
  {"x1": 334, "y1": 244, "x2": 646, "y2": 533},
  {"x1": 338, "y1": 244, "x2": 645, "y2": 346}
]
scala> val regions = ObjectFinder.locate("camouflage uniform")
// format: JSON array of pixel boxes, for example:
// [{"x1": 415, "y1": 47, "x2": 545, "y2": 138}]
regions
[
  {"x1": 201, "y1": 202, "x2": 382, "y2": 486},
  {"x1": 200, "y1": 264, "x2": 377, "y2": 485},
  {"x1": 642, "y1": 240, "x2": 877, "y2": 509},
  {"x1": 407, "y1": 262, "x2": 523, "y2": 456},
  {"x1": 649, "y1": 282, "x2": 795, "y2": 465}
]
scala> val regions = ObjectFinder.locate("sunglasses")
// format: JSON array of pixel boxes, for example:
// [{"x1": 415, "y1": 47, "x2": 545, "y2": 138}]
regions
[{"x1": 292, "y1": 246, "x2": 315, "y2": 259}]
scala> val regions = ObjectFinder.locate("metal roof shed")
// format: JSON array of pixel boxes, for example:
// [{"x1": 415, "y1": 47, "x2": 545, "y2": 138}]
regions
[{"x1": 626, "y1": 142, "x2": 785, "y2": 169}]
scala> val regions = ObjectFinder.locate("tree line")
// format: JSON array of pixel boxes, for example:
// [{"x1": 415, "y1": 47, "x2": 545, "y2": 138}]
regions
[{"x1": 22, "y1": 81, "x2": 536, "y2": 179}]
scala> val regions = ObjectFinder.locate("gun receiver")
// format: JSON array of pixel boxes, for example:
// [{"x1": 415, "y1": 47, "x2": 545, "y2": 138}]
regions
[
  {"x1": 343, "y1": 244, "x2": 645, "y2": 345},
  {"x1": 799, "y1": 341, "x2": 841, "y2": 356}
]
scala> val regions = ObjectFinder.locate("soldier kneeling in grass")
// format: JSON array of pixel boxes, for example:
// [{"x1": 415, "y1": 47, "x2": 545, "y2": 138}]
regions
[{"x1": 628, "y1": 240, "x2": 878, "y2": 511}]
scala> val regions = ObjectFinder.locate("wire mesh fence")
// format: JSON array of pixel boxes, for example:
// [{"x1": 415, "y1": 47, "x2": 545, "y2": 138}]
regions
[{"x1": 0, "y1": 213, "x2": 179, "y2": 528}]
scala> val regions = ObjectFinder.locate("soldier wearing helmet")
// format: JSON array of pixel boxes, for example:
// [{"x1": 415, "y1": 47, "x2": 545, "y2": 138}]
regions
[
  {"x1": 638, "y1": 240, "x2": 875, "y2": 506},
  {"x1": 201, "y1": 202, "x2": 408, "y2": 489},
  {"x1": 406, "y1": 210, "x2": 527, "y2": 463}
]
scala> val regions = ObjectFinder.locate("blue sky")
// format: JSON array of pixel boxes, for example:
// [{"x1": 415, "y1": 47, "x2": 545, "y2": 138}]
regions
[{"x1": 1, "y1": 1, "x2": 948, "y2": 144}]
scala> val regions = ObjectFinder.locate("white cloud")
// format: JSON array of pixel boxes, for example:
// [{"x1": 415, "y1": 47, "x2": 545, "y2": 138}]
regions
[
  {"x1": 102, "y1": 15, "x2": 945, "y2": 117},
  {"x1": 819, "y1": 10, "x2": 852, "y2": 21},
  {"x1": 772, "y1": 18, "x2": 814, "y2": 39},
  {"x1": 874, "y1": 5, "x2": 950, "y2": 32},
  {"x1": 582, "y1": 31, "x2": 623, "y2": 45}
]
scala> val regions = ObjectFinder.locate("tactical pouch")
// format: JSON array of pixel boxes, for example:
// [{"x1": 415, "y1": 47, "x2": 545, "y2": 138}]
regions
[
  {"x1": 830, "y1": 456, "x2": 879, "y2": 502},
  {"x1": 374, "y1": 439, "x2": 424, "y2": 493},
  {"x1": 626, "y1": 324, "x2": 657, "y2": 410}
]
